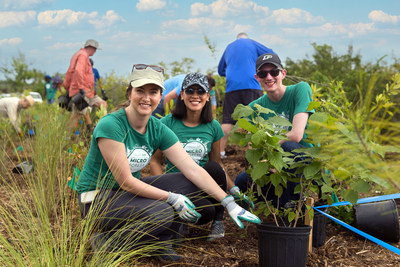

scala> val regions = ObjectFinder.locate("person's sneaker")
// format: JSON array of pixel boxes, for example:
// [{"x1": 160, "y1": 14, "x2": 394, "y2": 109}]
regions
[
  {"x1": 154, "y1": 247, "x2": 182, "y2": 262},
  {"x1": 207, "y1": 221, "x2": 225, "y2": 241},
  {"x1": 220, "y1": 151, "x2": 226, "y2": 159}
]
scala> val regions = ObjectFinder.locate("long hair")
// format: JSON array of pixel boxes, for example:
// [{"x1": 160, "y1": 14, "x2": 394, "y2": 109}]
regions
[{"x1": 172, "y1": 92, "x2": 213, "y2": 123}]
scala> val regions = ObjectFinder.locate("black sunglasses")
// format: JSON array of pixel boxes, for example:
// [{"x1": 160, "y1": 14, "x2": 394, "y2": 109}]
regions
[
  {"x1": 257, "y1": 69, "x2": 281, "y2": 78},
  {"x1": 132, "y1": 64, "x2": 164, "y2": 73},
  {"x1": 184, "y1": 88, "x2": 207, "y2": 95}
]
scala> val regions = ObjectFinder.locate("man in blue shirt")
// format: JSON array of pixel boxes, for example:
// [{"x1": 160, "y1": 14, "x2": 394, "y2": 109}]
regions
[{"x1": 218, "y1": 33, "x2": 275, "y2": 158}]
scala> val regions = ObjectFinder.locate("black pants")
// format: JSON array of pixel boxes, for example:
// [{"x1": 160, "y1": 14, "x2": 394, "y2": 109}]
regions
[{"x1": 78, "y1": 162, "x2": 227, "y2": 249}]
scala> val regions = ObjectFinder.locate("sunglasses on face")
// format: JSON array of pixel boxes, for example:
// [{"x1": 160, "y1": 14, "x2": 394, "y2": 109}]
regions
[
  {"x1": 257, "y1": 69, "x2": 281, "y2": 78},
  {"x1": 132, "y1": 64, "x2": 164, "y2": 73},
  {"x1": 184, "y1": 88, "x2": 207, "y2": 95}
]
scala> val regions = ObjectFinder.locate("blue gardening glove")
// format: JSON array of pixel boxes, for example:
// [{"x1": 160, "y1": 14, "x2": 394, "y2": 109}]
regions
[
  {"x1": 229, "y1": 186, "x2": 255, "y2": 210},
  {"x1": 221, "y1": 195, "x2": 261, "y2": 229},
  {"x1": 166, "y1": 192, "x2": 202, "y2": 223}
]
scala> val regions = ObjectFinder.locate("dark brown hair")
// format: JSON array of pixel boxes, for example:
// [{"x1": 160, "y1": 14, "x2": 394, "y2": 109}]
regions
[{"x1": 172, "y1": 91, "x2": 213, "y2": 123}]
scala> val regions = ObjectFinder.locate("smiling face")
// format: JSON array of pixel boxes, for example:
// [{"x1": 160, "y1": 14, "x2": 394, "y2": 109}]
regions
[
  {"x1": 181, "y1": 84, "x2": 210, "y2": 113},
  {"x1": 255, "y1": 63, "x2": 287, "y2": 94},
  {"x1": 128, "y1": 83, "x2": 162, "y2": 116}
]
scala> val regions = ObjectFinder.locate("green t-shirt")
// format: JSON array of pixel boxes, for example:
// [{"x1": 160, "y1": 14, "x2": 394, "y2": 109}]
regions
[
  {"x1": 45, "y1": 82, "x2": 57, "y2": 101},
  {"x1": 160, "y1": 114, "x2": 224, "y2": 173},
  {"x1": 76, "y1": 109, "x2": 179, "y2": 193},
  {"x1": 249, "y1": 81, "x2": 314, "y2": 147}
]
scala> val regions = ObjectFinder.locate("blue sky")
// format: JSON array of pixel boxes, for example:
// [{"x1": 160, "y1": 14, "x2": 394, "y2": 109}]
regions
[{"x1": 0, "y1": 0, "x2": 399, "y2": 81}]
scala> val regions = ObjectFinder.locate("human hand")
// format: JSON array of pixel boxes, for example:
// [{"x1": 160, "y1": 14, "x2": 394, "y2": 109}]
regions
[
  {"x1": 221, "y1": 195, "x2": 261, "y2": 229},
  {"x1": 166, "y1": 192, "x2": 201, "y2": 223},
  {"x1": 229, "y1": 186, "x2": 255, "y2": 209}
]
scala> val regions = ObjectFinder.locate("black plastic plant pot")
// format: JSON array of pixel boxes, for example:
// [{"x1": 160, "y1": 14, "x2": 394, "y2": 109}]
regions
[
  {"x1": 257, "y1": 222, "x2": 312, "y2": 267},
  {"x1": 312, "y1": 204, "x2": 328, "y2": 248},
  {"x1": 354, "y1": 199, "x2": 399, "y2": 243}
]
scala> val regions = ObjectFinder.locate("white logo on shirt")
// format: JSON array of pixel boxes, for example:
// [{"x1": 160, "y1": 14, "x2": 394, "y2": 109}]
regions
[
  {"x1": 126, "y1": 147, "x2": 150, "y2": 173},
  {"x1": 183, "y1": 140, "x2": 207, "y2": 164}
]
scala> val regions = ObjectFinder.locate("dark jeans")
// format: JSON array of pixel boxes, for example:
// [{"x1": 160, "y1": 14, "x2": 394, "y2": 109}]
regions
[{"x1": 235, "y1": 141, "x2": 305, "y2": 207}]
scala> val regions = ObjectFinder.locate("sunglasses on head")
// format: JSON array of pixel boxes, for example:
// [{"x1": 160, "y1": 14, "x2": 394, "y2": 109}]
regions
[
  {"x1": 132, "y1": 64, "x2": 164, "y2": 73},
  {"x1": 257, "y1": 69, "x2": 281, "y2": 78},
  {"x1": 184, "y1": 88, "x2": 207, "y2": 95}
]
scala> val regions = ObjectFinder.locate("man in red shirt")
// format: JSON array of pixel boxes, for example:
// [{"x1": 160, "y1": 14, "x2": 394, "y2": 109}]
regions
[{"x1": 64, "y1": 39, "x2": 107, "y2": 132}]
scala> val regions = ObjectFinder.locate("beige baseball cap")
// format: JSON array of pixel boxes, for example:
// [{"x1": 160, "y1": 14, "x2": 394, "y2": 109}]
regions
[
  {"x1": 130, "y1": 65, "x2": 165, "y2": 90},
  {"x1": 84, "y1": 39, "x2": 100, "y2": 49},
  {"x1": 23, "y1": 95, "x2": 35, "y2": 107}
]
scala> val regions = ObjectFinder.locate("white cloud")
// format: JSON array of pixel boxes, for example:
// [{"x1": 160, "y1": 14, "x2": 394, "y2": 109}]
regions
[
  {"x1": 46, "y1": 42, "x2": 81, "y2": 50},
  {"x1": 0, "y1": 11, "x2": 36, "y2": 28},
  {"x1": 283, "y1": 22, "x2": 375, "y2": 38},
  {"x1": 37, "y1": 9, "x2": 97, "y2": 26},
  {"x1": 1, "y1": 0, "x2": 52, "y2": 10},
  {"x1": 0, "y1": 37, "x2": 22, "y2": 46},
  {"x1": 162, "y1": 17, "x2": 230, "y2": 32},
  {"x1": 368, "y1": 10, "x2": 399, "y2": 24},
  {"x1": 89, "y1": 10, "x2": 125, "y2": 29},
  {"x1": 136, "y1": 0, "x2": 166, "y2": 12},
  {"x1": 191, "y1": 0, "x2": 269, "y2": 18},
  {"x1": 267, "y1": 8, "x2": 323, "y2": 25},
  {"x1": 259, "y1": 34, "x2": 287, "y2": 46}
]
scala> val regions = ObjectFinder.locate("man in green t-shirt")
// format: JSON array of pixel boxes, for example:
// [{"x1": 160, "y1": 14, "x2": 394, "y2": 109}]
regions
[{"x1": 235, "y1": 53, "x2": 314, "y2": 207}]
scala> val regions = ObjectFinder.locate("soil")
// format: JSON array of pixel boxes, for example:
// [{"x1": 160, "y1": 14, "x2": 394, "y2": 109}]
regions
[{"x1": 3, "y1": 141, "x2": 400, "y2": 266}]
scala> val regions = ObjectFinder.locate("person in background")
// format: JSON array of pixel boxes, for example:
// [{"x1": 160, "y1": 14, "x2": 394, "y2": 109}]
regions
[
  {"x1": 218, "y1": 32, "x2": 275, "y2": 159},
  {"x1": 90, "y1": 58, "x2": 108, "y2": 101},
  {"x1": 76, "y1": 64, "x2": 260, "y2": 262},
  {"x1": 0, "y1": 95, "x2": 35, "y2": 136},
  {"x1": 207, "y1": 74, "x2": 220, "y2": 119},
  {"x1": 44, "y1": 74, "x2": 56, "y2": 104},
  {"x1": 235, "y1": 53, "x2": 314, "y2": 207},
  {"x1": 64, "y1": 39, "x2": 107, "y2": 132},
  {"x1": 151, "y1": 74, "x2": 186, "y2": 118},
  {"x1": 150, "y1": 73, "x2": 253, "y2": 241}
]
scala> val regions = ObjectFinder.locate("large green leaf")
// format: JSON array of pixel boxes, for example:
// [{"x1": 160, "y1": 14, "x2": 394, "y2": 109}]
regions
[
  {"x1": 245, "y1": 148, "x2": 263, "y2": 166},
  {"x1": 232, "y1": 104, "x2": 254, "y2": 120},
  {"x1": 270, "y1": 173, "x2": 281, "y2": 187},
  {"x1": 303, "y1": 161, "x2": 322, "y2": 179},
  {"x1": 237, "y1": 118, "x2": 258, "y2": 133},
  {"x1": 251, "y1": 130, "x2": 268, "y2": 146},
  {"x1": 343, "y1": 189, "x2": 359, "y2": 204},
  {"x1": 350, "y1": 180, "x2": 370, "y2": 193},
  {"x1": 267, "y1": 116, "x2": 292, "y2": 127},
  {"x1": 251, "y1": 161, "x2": 270, "y2": 180},
  {"x1": 268, "y1": 151, "x2": 285, "y2": 171}
]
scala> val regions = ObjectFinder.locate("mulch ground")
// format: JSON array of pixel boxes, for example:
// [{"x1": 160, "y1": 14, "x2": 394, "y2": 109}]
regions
[{"x1": 2, "y1": 139, "x2": 400, "y2": 266}]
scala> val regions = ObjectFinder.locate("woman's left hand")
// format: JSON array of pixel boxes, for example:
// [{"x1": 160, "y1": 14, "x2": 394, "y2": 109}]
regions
[{"x1": 221, "y1": 195, "x2": 261, "y2": 229}]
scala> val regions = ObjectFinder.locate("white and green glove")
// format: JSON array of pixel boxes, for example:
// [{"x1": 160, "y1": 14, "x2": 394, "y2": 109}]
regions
[
  {"x1": 221, "y1": 195, "x2": 261, "y2": 229},
  {"x1": 229, "y1": 186, "x2": 255, "y2": 209},
  {"x1": 166, "y1": 192, "x2": 201, "y2": 223}
]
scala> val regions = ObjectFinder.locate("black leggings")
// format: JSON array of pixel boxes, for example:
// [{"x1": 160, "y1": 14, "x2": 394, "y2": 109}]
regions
[{"x1": 78, "y1": 162, "x2": 227, "y2": 247}]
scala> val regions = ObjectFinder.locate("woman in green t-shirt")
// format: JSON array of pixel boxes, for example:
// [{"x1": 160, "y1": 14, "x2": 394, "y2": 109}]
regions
[
  {"x1": 150, "y1": 73, "x2": 253, "y2": 241},
  {"x1": 76, "y1": 65, "x2": 260, "y2": 262}
]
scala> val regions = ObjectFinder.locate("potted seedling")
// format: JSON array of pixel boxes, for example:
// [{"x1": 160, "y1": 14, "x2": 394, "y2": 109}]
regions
[{"x1": 231, "y1": 103, "x2": 330, "y2": 267}]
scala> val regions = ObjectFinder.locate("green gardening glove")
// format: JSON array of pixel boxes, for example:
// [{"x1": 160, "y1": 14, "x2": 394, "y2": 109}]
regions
[
  {"x1": 221, "y1": 195, "x2": 261, "y2": 229},
  {"x1": 229, "y1": 186, "x2": 255, "y2": 209}
]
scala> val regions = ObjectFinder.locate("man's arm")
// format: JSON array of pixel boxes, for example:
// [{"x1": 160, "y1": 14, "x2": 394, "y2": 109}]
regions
[
  {"x1": 163, "y1": 89, "x2": 178, "y2": 112},
  {"x1": 217, "y1": 51, "x2": 227, "y2": 77},
  {"x1": 282, "y1": 112, "x2": 309, "y2": 144}
]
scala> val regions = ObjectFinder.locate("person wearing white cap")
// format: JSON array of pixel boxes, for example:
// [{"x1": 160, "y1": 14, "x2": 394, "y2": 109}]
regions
[
  {"x1": 0, "y1": 95, "x2": 35, "y2": 136},
  {"x1": 76, "y1": 64, "x2": 261, "y2": 262},
  {"x1": 64, "y1": 39, "x2": 107, "y2": 132}
]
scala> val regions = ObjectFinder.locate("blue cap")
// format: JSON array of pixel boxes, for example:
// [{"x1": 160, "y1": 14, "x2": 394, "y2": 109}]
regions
[{"x1": 45, "y1": 74, "x2": 51, "y2": 79}]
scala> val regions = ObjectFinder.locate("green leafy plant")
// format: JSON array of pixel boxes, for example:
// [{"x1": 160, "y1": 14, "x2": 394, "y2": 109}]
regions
[{"x1": 231, "y1": 103, "x2": 329, "y2": 227}]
